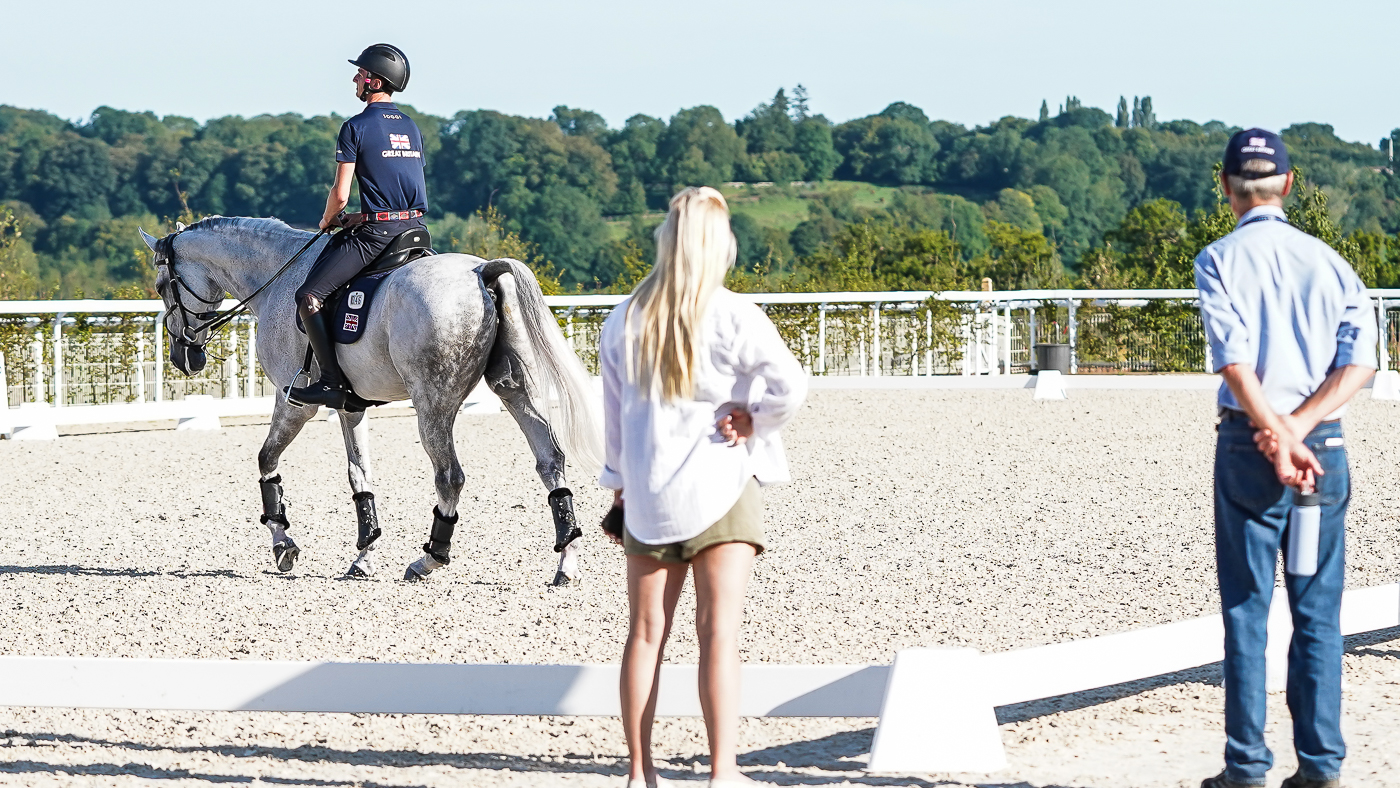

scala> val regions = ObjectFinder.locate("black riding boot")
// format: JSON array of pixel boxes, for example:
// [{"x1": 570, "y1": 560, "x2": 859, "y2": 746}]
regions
[{"x1": 287, "y1": 306, "x2": 350, "y2": 410}]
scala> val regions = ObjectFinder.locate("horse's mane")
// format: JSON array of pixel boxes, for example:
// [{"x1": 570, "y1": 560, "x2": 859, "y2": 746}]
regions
[{"x1": 186, "y1": 215, "x2": 311, "y2": 243}]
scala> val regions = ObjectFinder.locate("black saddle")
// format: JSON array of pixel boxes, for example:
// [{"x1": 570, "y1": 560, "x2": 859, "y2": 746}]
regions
[{"x1": 364, "y1": 226, "x2": 436, "y2": 274}]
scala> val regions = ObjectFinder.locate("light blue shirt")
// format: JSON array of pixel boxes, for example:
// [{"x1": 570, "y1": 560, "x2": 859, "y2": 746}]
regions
[{"x1": 1195, "y1": 204, "x2": 1377, "y2": 416}]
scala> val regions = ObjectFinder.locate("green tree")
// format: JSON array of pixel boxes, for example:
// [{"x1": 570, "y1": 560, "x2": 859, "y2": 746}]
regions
[
  {"x1": 550, "y1": 106, "x2": 608, "y2": 141},
  {"x1": 792, "y1": 117, "x2": 840, "y2": 180},
  {"x1": 0, "y1": 205, "x2": 40, "y2": 298},
  {"x1": 657, "y1": 106, "x2": 745, "y2": 188},
  {"x1": 833, "y1": 104, "x2": 940, "y2": 185}
]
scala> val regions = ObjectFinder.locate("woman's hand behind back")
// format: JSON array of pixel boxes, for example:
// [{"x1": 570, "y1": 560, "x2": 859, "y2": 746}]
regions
[{"x1": 716, "y1": 408, "x2": 753, "y2": 446}]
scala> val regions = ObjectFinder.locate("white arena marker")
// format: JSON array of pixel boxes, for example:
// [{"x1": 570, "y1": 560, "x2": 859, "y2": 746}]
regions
[
  {"x1": 868, "y1": 648, "x2": 1006, "y2": 774},
  {"x1": 176, "y1": 395, "x2": 221, "y2": 431},
  {"x1": 10, "y1": 402, "x2": 58, "y2": 441},
  {"x1": 0, "y1": 660, "x2": 887, "y2": 717},
  {"x1": 461, "y1": 381, "x2": 502, "y2": 415},
  {"x1": 1032, "y1": 369, "x2": 1067, "y2": 400},
  {"x1": 1371, "y1": 369, "x2": 1400, "y2": 400}
]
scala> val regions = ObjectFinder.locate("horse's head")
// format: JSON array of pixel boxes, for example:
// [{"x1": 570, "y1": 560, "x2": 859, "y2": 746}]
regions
[{"x1": 141, "y1": 222, "x2": 213, "y2": 375}]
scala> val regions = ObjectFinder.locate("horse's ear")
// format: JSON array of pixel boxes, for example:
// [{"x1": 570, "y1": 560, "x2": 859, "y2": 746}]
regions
[
  {"x1": 139, "y1": 228, "x2": 160, "y2": 251},
  {"x1": 175, "y1": 221, "x2": 187, "y2": 232}
]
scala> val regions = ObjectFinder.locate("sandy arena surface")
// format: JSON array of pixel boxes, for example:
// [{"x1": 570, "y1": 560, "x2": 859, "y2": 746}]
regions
[{"x1": 2, "y1": 389, "x2": 1398, "y2": 787}]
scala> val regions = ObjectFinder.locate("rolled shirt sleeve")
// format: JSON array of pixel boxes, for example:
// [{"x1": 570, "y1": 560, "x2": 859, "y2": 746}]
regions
[
  {"x1": 597, "y1": 309, "x2": 626, "y2": 490},
  {"x1": 1195, "y1": 248, "x2": 1254, "y2": 371},
  {"x1": 730, "y1": 303, "x2": 808, "y2": 437},
  {"x1": 1334, "y1": 269, "x2": 1378, "y2": 370}
]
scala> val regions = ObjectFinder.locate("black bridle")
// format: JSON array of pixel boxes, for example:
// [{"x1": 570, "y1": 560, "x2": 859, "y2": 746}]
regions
[{"x1": 154, "y1": 227, "x2": 328, "y2": 351}]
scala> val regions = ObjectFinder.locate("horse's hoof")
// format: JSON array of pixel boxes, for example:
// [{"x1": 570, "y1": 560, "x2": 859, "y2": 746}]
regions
[
  {"x1": 346, "y1": 561, "x2": 373, "y2": 578},
  {"x1": 551, "y1": 571, "x2": 573, "y2": 587},
  {"x1": 403, "y1": 556, "x2": 431, "y2": 582},
  {"x1": 273, "y1": 538, "x2": 300, "y2": 573}
]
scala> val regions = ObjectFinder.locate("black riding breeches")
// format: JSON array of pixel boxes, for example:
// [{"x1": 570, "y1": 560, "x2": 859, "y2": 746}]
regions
[{"x1": 296, "y1": 218, "x2": 423, "y2": 304}]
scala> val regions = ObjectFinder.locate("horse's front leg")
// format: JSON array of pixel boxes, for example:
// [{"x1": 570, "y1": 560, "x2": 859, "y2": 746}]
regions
[
  {"x1": 258, "y1": 396, "x2": 318, "y2": 572},
  {"x1": 339, "y1": 408, "x2": 380, "y2": 578}
]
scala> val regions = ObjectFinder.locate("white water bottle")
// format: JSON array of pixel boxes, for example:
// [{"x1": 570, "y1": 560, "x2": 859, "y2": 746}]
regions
[{"x1": 1286, "y1": 489, "x2": 1321, "y2": 577}]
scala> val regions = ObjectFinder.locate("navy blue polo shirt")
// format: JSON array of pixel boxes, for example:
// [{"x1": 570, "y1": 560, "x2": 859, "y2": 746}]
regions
[{"x1": 335, "y1": 102, "x2": 427, "y2": 215}]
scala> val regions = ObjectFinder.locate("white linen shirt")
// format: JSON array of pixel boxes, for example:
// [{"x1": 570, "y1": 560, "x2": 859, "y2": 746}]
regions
[{"x1": 598, "y1": 288, "x2": 808, "y2": 545}]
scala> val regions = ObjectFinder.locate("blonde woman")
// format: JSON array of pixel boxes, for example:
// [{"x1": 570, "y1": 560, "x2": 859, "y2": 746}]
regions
[{"x1": 599, "y1": 186, "x2": 807, "y2": 788}]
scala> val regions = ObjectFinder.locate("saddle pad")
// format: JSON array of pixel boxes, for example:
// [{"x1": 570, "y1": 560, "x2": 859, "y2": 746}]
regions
[
  {"x1": 296, "y1": 268, "x2": 395, "y2": 345},
  {"x1": 331, "y1": 268, "x2": 395, "y2": 344}
]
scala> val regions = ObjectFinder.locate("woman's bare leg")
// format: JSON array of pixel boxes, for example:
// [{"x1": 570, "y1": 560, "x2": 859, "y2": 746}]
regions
[
  {"x1": 691, "y1": 542, "x2": 757, "y2": 782},
  {"x1": 622, "y1": 554, "x2": 688, "y2": 784}
]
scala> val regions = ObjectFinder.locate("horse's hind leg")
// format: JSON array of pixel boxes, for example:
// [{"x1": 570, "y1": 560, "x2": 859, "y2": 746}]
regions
[
  {"x1": 403, "y1": 395, "x2": 467, "y2": 582},
  {"x1": 338, "y1": 409, "x2": 381, "y2": 578},
  {"x1": 487, "y1": 370, "x2": 582, "y2": 587},
  {"x1": 258, "y1": 397, "x2": 318, "y2": 572}
]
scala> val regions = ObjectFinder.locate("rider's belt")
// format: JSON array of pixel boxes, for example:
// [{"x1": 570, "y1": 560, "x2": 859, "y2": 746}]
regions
[{"x1": 369, "y1": 210, "x2": 423, "y2": 222}]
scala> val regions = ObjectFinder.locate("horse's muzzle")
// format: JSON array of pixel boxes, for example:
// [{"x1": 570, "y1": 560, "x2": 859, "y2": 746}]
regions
[{"x1": 172, "y1": 343, "x2": 207, "y2": 375}]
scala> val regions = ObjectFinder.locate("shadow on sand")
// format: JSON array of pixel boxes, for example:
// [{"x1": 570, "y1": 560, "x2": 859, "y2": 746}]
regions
[{"x1": 0, "y1": 564, "x2": 246, "y2": 579}]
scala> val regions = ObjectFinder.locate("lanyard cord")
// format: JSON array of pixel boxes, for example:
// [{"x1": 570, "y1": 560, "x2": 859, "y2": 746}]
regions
[{"x1": 1239, "y1": 213, "x2": 1291, "y2": 228}]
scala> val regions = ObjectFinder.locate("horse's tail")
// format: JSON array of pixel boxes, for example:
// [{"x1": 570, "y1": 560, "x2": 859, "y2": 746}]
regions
[{"x1": 478, "y1": 259, "x2": 603, "y2": 474}]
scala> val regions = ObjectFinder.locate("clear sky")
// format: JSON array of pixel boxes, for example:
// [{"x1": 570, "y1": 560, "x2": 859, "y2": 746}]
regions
[{"x1": 12, "y1": 0, "x2": 1393, "y2": 146}]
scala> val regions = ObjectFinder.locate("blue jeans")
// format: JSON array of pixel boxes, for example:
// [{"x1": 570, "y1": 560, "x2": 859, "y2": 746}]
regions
[{"x1": 1215, "y1": 415, "x2": 1348, "y2": 784}]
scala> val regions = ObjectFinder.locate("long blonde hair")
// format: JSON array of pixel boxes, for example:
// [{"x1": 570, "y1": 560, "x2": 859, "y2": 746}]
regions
[{"x1": 626, "y1": 186, "x2": 737, "y2": 400}]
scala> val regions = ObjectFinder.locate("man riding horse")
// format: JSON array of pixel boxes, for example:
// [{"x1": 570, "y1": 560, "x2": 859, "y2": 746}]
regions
[{"x1": 288, "y1": 43, "x2": 425, "y2": 411}]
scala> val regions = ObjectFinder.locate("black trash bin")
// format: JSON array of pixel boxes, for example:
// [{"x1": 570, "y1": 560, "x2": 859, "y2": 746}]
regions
[{"x1": 1033, "y1": 343, "x2": 1070, "y2": 374}]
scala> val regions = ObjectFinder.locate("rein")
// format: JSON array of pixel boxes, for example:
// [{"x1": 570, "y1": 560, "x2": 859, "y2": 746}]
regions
[{"x1": 156, "y1": 228, "x2": 327, "y2": 348}]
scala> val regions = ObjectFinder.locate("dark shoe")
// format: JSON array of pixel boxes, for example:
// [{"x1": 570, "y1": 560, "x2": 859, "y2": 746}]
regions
[
  {"x1": 287, "y1": 379, "x2": 350, "y2": 410},
  {"x1": 1202, "y1": 772, "x2": 1263, "y2": 788},
  {"x1": 1282, "y1": 773, "x2": 1340, "y2": 788},
  {"x1": 288, "y1": 305, "x2": 349, "y2": 408}
]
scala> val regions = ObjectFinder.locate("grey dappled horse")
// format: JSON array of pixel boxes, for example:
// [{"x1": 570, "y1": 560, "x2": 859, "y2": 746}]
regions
[{"x1": 139, "y1": 217, "x2": 601, "y2": 585}]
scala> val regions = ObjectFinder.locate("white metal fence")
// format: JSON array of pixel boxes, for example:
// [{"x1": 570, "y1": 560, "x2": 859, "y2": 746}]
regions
[{"x1": 4, "y1": 289, "x2": 1399, "y2": 408}]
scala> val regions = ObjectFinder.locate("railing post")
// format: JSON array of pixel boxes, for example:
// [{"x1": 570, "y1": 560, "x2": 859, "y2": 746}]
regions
[
  {"x1": 154, "y1": 310, "x2": 165, "y2": 403},
  {"x1": 135, "y1": 330, "x2": 146, "y2": 404},
  {"x1": 817, "y1": 305, "x2": 827, "y2": 375},
  {"x1": 246, "y1": 319, "x2": 257, "y2": 397},
  {"x1": 1002, "y1": 302, "x2": 1011, "y2": 375},
  {"x1": 32, "y1": 333, "x2": 44, "y2": 404},
  {"x1": 961, "y1": 310, "x2": 971, "y2": 376},
  {"x1": 565, "y1": 309, "x2": 575, "y2": 352},
  {"x1": 1028, "y1": 306, "x2": 1038, "y2": 371},
  {"x1": 53, "y1": 313, "x2": 65, "y2": 406},
  {"x1": 225, "y1": 330, "x2": 238, "y2": 399},
  {"x1": 1377, "y1": 298, "x2": 1389, "y2": 372},
  {"x1": 871, "y1": 302, "x2": 882, "y2": 377},
  {"x1": 0, "y1": 350, "x2": 7, "y2": 408},
  {"x1": 1067, "y1": 298, "x2": 1078, "y2": 375},
  {"x1": 924, "y1": 307, "x2": 933, "y2": 376},
  {"x1": 858, "y1": 309, "x2": 867, "y2": 377}
]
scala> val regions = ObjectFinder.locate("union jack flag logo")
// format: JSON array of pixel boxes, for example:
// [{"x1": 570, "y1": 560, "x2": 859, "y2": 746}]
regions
[
  {"x1": 343, "y1": 314, "x2": 360, "y2": 333},
  {"x1": 389, "y1": 133, "x2": 411, "y2": 150}
]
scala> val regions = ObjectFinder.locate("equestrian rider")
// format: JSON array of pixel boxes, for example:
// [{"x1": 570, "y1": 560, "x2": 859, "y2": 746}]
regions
[{"x1": 288, "y1": 43, "x2": 427, "y2": 410}]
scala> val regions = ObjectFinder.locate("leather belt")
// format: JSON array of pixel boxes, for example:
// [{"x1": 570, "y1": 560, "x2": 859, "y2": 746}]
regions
[{"x1": 370, "y1": 209, "x2": 423, "y2": 222}]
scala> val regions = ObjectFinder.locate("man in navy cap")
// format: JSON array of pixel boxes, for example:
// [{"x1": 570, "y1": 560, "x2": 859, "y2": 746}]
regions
[{"x1": 1196, "y1": 128, "x2": 1376, "y2": 788}]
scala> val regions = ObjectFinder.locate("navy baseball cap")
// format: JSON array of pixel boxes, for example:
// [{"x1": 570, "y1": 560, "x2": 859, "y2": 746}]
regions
[{"x1": 1223, "y1": 128, "x2": 1290, "y2": 178}]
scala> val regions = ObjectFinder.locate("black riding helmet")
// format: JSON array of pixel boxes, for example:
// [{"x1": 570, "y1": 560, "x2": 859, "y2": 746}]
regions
[{"x1": 349, "y1": 44, "x2": 410, "y2": 93}]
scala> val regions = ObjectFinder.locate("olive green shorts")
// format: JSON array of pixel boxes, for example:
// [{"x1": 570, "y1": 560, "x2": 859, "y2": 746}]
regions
[{"x1": 624, "y1": 478, "x2": 765, "y2": 563}]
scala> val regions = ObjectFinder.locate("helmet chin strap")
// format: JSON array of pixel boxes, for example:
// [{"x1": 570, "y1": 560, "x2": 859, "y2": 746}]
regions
[{"x1": 357, "y1": 76, "x2": 384, "y2": 103}]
